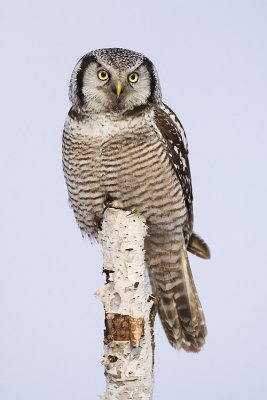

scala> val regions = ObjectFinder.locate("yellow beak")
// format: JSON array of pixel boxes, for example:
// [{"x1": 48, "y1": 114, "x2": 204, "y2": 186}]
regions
[{"x1": 116, "y1": 80, "x2": 122, "y2": 97}]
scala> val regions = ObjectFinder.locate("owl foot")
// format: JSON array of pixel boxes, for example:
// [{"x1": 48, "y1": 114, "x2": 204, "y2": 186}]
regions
[
  {"x1": 104, "y1": 199, "x2": 140, "y2": 215},
  {"x1": 106, "y1": 203, "x2": 141, "y2": 217},
  {"x1": 126, "y1": 206, "x2": 141, "y2": 215},
  {"x1": 104, "y1": 199, "x2": 125, "y2": 210}
]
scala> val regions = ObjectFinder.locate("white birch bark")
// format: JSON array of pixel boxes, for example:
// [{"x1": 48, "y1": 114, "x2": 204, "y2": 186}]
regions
[{"x1": 95, "y1": 208, "x2": 154, "y2": 400}]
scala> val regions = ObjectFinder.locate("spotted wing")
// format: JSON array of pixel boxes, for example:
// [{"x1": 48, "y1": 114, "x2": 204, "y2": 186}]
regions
[{"x1": 154, "y1": 103, "x2": 193, "y2": 237}]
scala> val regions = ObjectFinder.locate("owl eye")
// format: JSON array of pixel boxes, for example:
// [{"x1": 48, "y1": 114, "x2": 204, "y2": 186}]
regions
[
  {"x1": 98, "y1": 70, "x2": 109, "y2": 81},
  {"x1": 128, "y1": 72, "x2": 139, "y2": 83}
]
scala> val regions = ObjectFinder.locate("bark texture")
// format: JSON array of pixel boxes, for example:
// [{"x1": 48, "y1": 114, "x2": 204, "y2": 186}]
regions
[{"x1": 95, "y1": 208, "x2": 154, "y2": 400}]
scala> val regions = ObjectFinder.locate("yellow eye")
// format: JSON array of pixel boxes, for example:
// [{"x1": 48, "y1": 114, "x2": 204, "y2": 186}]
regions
[
  {"x1": 98, "y1": 70, "x2": 109, "y2": 81},
  {"x1": 128, "y1": 72, "x2": 139, "y2": 83}
]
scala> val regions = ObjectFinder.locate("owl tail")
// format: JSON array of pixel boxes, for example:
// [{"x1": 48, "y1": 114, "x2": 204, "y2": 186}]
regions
[
  {"x1": 187, "y1": 232, "x2": 210, "y2": 259},
  {"x1": 146, "y1": 233, "x2": 207, "y2": 352}
]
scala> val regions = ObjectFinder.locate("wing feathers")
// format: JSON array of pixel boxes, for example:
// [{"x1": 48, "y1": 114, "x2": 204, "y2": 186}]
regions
[{"x1": 187, "y1": 232, "x2": 211, "y2": 259}]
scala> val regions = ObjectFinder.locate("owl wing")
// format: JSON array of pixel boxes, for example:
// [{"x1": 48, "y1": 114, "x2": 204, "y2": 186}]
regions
[{"x1": 154, "y1": 103, "x2": 210, "y2": 258}]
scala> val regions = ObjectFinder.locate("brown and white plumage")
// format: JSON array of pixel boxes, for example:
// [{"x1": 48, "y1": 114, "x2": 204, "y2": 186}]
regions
[{"x1": 62, "y1": 48, "x2": 210, "y2": 352}]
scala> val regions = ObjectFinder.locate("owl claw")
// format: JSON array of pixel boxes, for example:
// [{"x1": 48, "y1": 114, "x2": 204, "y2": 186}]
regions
[
  {"x1": 104, "y1": 199, "x2": 125, "y2": 212},
  {"x1": 127, "y1": 206, "x2": 141, "y2": 216},
  {"x1": 104, "y1": 200, "x2": 140, "y2": 216}
]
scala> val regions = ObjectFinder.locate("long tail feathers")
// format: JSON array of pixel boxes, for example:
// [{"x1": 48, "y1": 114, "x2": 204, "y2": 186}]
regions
[{"x1": 147, "y1": 237, "x2": 207, "y2": 352}]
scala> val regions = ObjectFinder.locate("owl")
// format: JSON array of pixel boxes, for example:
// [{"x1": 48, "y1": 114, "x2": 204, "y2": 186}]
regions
[{"x1": 62, "y1": 48, "x2": 210, "y2": 352}]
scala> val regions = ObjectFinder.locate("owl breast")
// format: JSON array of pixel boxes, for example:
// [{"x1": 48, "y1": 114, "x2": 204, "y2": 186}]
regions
[{"x1": 62, "y1": 108, "x2": 187, "y2": 239}]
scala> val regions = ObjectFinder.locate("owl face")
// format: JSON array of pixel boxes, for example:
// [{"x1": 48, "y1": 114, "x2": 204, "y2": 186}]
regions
[{"x1": 69, "y1": 48, "x2": 162, "y2": 113}]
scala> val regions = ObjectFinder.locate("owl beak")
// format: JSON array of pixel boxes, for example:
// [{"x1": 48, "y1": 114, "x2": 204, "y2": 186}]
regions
[{"x1": 116, "y1": 80, "x2": 122, "y2": 97}]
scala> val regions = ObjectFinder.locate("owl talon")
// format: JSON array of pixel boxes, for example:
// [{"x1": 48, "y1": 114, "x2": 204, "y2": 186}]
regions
[
  {"x1": 104, "y1": 201, "x2": 140, "y2": 216},
  {"x1": 126, "y1": 206, "x2": 141, "y2": 216},
  {"x1": 109, "y1": 200, "x2": 125, "y2": 209},
  {"x1": 104, "y1": 198, "x2": 125, "y2": 211}
]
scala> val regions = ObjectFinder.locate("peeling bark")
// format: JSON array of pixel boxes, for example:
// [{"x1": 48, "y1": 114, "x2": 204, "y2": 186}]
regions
[{"x1": 95, "y1": 208, "x2": 154, "y2": 400}]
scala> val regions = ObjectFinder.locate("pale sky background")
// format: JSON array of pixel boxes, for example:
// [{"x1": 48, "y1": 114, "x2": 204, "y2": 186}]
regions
[{"x1": 0, "y1": 1, "x2": 266, "y2": 399}]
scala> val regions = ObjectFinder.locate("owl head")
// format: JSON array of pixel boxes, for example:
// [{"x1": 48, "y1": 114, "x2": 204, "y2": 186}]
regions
[{"x1": 69, "y1": 48, "x2": 162, "y2": 113}]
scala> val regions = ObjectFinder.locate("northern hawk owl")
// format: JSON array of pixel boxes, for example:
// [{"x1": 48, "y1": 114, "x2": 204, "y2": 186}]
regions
[{"x1": 62, "y1": 48, "x2": 210, "y2": 352}]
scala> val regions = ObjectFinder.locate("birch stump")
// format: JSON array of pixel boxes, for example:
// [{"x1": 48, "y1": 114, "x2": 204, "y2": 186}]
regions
[{"x1": 95, "y1": 207, "x2": 154, "y2": 400}]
